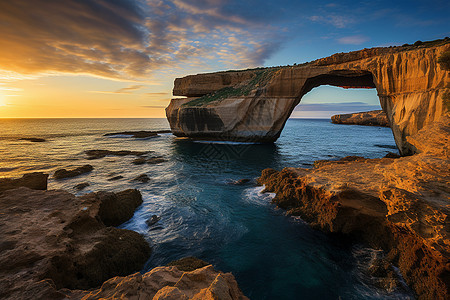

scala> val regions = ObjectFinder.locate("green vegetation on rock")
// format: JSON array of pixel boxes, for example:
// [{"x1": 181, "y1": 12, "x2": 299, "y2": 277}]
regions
[{"x1": 183, "y1": 68, "x2": 279, "y2": 107}]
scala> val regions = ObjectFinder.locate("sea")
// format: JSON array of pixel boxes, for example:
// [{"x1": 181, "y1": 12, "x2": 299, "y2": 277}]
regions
[{"x1": 0, "y1": 118, "x2": 413, "y2": 299}]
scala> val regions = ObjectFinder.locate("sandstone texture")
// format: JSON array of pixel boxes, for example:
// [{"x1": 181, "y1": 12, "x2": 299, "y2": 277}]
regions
[
  {"x1": 67, "y1": 264, "x2": 248, "y2": 300},
  {"x1": 0, "y1": 172, "x2": 48, "y2": 192},
  {"x1": 0, "y1": 182, "x2": 151, "y2": 299},
  {"x1": 331, "y1": 110, "x2": 389, "y2": 127},
  {"x1": 258, "y1": 114, "x2": 450, "y2": 299},
  {"x1": 166, "y1": 40, "x2": 450, "y2": 155}
]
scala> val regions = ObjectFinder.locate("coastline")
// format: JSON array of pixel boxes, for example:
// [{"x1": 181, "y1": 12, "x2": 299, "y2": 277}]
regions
[{"x1": 257, "y1": 115, "x2": 450, "y2": 299}]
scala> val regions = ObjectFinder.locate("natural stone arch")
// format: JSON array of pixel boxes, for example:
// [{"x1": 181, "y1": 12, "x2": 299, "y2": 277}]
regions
[{"x1": 166, "y1": 42, "x2": 449, "y2": 155}]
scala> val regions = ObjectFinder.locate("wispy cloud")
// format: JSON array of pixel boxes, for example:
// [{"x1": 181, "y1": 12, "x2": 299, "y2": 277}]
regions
[
  {"x1": 337, "y1": 35, "x2": 369, "y2": 45},
  {"x1": 309, "y1": 14, "x2": 354, "y2": 28},
  {"x1": 115, "y1": 85, "x2": 145, "y2": 94}
]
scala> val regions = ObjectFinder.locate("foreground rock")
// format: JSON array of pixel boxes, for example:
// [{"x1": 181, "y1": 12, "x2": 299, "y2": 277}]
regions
[
  {"x1": 85, "y1": 149, "x2": 148, "y2": 160},
  {"x1": 166, "y1": 39, "x2": 449, "y2": 155},
  {"x1": 67, "y1": 264, "x2": 248, "y2": 300},
  {"x1": 258, "y1": 115, "x2": 450, "y2": 299},
  {"x1": 104, "y1": 130, "x2": 171, "y2": 138},
  {"x1": 0, "y1": 172, "x2": 48, "y2": 192},
  {"x1": 331, "y1": 110, "x2": 389, "y2": 127},
  {"x1": 53, "y1": 165, "x2": 93, "y2": 179},
  {"x1": 0, "y1": 184, "x2": 151, "y2": 299}
]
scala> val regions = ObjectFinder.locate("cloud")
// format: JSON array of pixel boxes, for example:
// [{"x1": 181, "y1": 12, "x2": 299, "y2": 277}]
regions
[
  {"x1": 337, "y1": 35, "x2": 369, "y2": 45},
  {"x1": 115, "y1": 85, "x2": 145, "y2": 94},
  {"x1": 309, "y1": 14, "x2": 354, "y2": 28},
  {"x1": 0, "y1": 0, "x2": 291, "y2": 81}
]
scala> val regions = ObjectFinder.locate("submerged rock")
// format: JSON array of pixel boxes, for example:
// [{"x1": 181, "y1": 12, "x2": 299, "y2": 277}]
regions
[
  {"x1": 85, "y1": 149, "x2": 148, "y2": 160},
  {"x1": 107, "y1": 175, "x2": 124, "y2": 181},
  {"x1": 19, "y1": 137, "x2": 46, "y2": 142},
  {"x1": 167, "y1": 257, "x2": 209, "y2": 272},
  {"x1": 104, "y1": 130, "x2": 171, "y2": 138},
  {"x1": 257, "y1": 115, "x2": 450, "y2": 299},
  {"x1": 74, "y1": 182, "x2": 90, "y2": 190},
  {"x1": 0, "y1": 185, "x2": 151, "y2": 299},
  {"x1": 54, "y1": 165, "x2": 93, "y2": 179},
  {"x1": 147, "y1": 156, "x2": 166, "y2": 164},
  {"x1": 0, "y1": 172, "x2": 48, "y2": 192},
  {"x1": 146, "y1": 215, "x2": 161, "y2": 226},
  {"x1": 228, "y1": 178, "x2": 251, "y2": 185},
  {"x1": 331, "y1": 110, "x2": 389, "y2": 127},
  {"x1": 134, "y1": 174, "x2": 150, "y2": 183},
  {"x1": 133, "y1": 157, "x2": 147, "y2": 165}
]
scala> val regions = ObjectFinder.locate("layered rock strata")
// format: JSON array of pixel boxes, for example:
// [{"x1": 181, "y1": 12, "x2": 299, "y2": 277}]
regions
[
  {"x1": 0, "y1": 175, "x2": 248, "y2": 299},
  {"x1": 258, "y1": 114, "x2": 450, "y2": 299},
  {"x1": 331, "y1": 110, "x2": 389, "y2": 127},
  {"x1": 167, "y1": 40, "x2": 450, "y2": 155},
  {"x1": 67, "y1": 264, "x2": 248, "y2": 300},
  {"x1": 0, "y1": 182, "x2": 151, "y2": 299}
]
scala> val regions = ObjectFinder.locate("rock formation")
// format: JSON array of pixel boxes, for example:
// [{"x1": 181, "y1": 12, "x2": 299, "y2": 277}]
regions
[
  {"x1": 0, "y1": 182, "x2": 151, "y2": 299},
  {"x1": 0, "y1": 175, "x2": 248, "y2": 299},
  {"x1": 67, "y1": 264, "x2": 248, "y2": 300},
  {"x1": 166, "y1": 39, "x2": 450, "y2": 155},
  {"x1": 0, "y1": 172, "x2": 48, "y2": 192},
  {"x1": 258, "y1": 114, "x2": 450, "y2": 299},
  {"x1": 53, "y1": 164, "x2": 93, "y2": 179},
  {"x1": 331, "y1": 110, "x2": 389, "y2": 127}
]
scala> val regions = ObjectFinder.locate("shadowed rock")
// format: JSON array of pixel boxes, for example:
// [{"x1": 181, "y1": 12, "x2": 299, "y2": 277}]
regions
[
  {"x1": 74, "y1": 182, "x2": 90, "y2": 190},
  {"x1": 257, "y1": 115, "x2": 450, "y2": 299},
  {"x1": 107, "y1": 175, "x2": 123, "y2": 181},
  {"x1": 0, "y1": 172, "x2": 48, "y2": 192},
  {"x1": 0, "y1": 187, "x2": 151, "y2": 298},
  {"x1": 104, "y1": 130, "x2": 171, "y2": 138},
  {"x1": 146, "y1": 215, "x2": 160, "y2": 226},
  {"x1": 134, "y1": 174, "x2": 150, "y2": 183},
  {"x1": 167, "y1": 257, "x2": 209, "y2": 272},
  {"x1": 85, "y1": 150, "x2": 147, "y2": 160},
  {"x1": 19, "y1": 137, "x2": 46, "y2": 142},
  {"x1": 167, "y1": 40, "x2": 449, "y2": 155},
  {"x1": 54, "y1": 165, "x2": 93, "y2": 179}
]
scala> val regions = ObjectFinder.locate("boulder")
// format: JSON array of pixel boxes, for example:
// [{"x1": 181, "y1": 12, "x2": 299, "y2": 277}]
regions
[
  {"x1": 54, "y1": 165, "x2": 93, "y2": 179},
  {"x1": 0, "y1": 172, "x2": 48, "y2": 192}
]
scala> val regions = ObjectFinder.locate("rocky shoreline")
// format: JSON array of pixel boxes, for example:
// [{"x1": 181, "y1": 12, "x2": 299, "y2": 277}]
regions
[
  {"x1": 258, "y1": 115, "x2": 450, "y2": 299},
  {"x1": 331, "y1": 110, "x2": 389, "y2": 127},
  {"x1": 0, "y1": 174, "x2": 247, "y2": 299}
]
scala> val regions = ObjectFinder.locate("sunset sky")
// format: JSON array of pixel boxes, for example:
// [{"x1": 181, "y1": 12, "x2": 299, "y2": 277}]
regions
[{"x1": 0, "y1": 0, "x2": 448, "y2": 118}]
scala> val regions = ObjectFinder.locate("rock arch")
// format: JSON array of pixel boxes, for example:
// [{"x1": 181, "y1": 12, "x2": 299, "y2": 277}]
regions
[{"x1": 166, "y1": 42, "x2": 449, "y2": 155}]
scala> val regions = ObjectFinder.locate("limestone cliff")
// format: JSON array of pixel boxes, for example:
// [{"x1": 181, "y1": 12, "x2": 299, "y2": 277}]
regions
[
  {"x1": 258, "y1": 114, "x2": 450, "y2": 299},
  {"x1": 331, "y1": 110, "x2": 389, "y2": 127},
  {"x1": 166, "y1": 39, "x2": 450, "y2": 155}
]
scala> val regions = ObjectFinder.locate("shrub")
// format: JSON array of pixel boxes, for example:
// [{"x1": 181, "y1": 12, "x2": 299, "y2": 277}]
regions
[{"x1": 414, "y1": 40, "x2": 423, "y2": 46}]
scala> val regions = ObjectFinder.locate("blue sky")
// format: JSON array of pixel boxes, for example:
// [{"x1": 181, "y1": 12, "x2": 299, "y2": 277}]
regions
[{"x1": 0, "y1": 0, "x2": 448, "y2": 117}]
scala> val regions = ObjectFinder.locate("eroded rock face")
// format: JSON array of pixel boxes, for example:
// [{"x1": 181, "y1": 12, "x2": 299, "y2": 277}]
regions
[
  {"x1": 331, "y1": 110, "x2": 389, "y2": 127},
  {"x1": 68, "y1": 265, "x2": 249, "y2": 300},
  {"x1": 0, "y1": 172, "x2": 48, "y2": 192},
  {"x1": 166, "y1": 41, "x2": 450, "y2": 155},
  {"x1": 257, "y1": 115, "x2": 450, "y2": 299},
  {"x1": 0, "y1": 186, "x2": 151, "y2": 299}
]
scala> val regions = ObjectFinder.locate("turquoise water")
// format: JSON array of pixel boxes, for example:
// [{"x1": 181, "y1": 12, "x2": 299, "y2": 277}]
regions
[{"x1": 0, "y1": 118, "x2": 411, "y2": 299}]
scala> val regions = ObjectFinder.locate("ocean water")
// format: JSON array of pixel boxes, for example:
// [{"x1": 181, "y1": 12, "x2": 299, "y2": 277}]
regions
[{"x1": 0, "y1": 118, "x2": 412, "y2": 299}]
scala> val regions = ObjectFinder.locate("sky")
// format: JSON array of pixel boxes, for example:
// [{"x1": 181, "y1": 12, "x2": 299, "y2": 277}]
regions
[{"x1": 0, "y1": 0, "x2": 448, "y2": 118}]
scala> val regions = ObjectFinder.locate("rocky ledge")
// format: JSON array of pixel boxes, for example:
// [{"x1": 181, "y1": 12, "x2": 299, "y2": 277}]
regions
[
  {"x1": 166, "y1": 39, "x2": 449, "y2": 155},
  {"x1": 258, "y1": 114, "x2": 450, "y2": 299},
  {"x1": 0, "y1": 175, "x2": 247, "y2": 299},
  {"x1": 331, "y1": 110, "x2": 389, "y2": 127}
]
